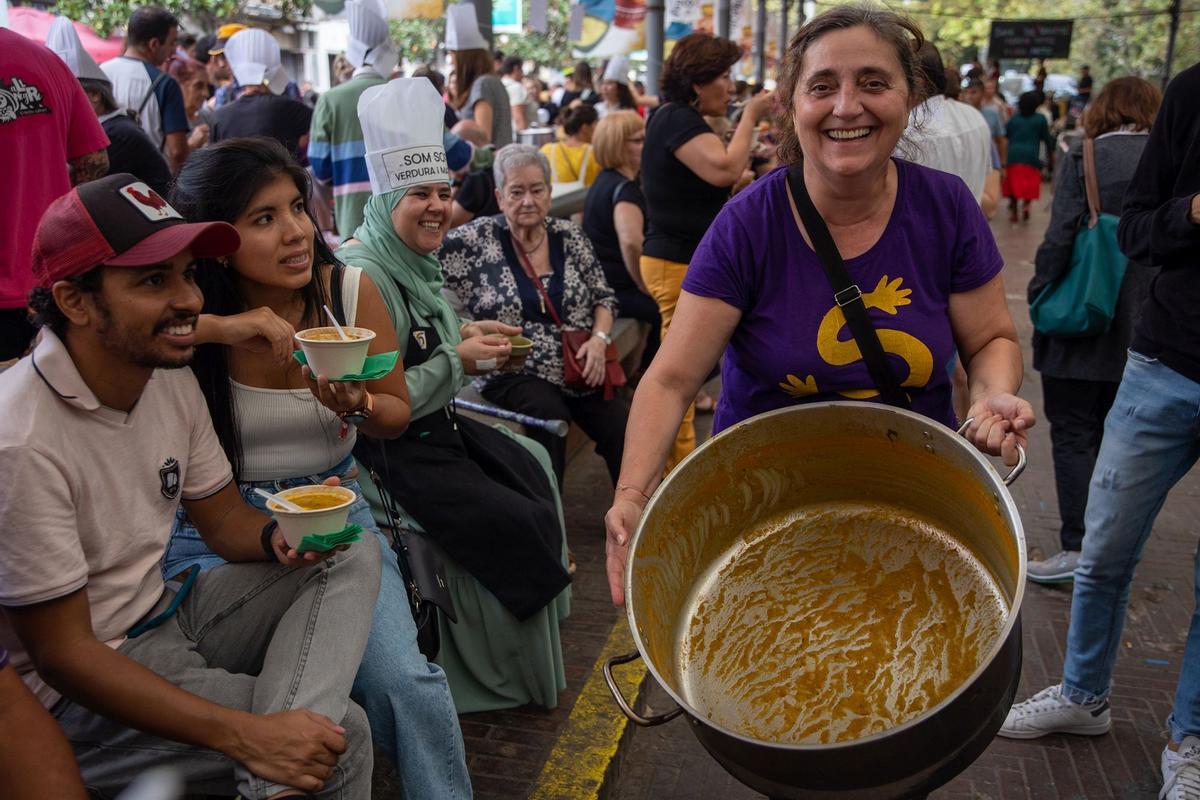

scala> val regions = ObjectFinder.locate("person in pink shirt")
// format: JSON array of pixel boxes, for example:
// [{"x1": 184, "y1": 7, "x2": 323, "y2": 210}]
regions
[{"x1": 0, "y1": 28, "x2": 109, "y2": 362}]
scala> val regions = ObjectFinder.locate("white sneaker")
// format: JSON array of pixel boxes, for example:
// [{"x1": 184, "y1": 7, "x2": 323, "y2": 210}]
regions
[
  {"x1": 1161, "y1": 736, "x2": 1200, "y2": 799},
  {"x1": 998, "y1": 684, "x2": 1111, "y2": 739}
]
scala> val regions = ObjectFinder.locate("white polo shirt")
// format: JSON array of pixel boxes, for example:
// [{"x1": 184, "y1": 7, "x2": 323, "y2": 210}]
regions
[{"x1": 0, "y1": 329, "x2": 232, "y2": 707}]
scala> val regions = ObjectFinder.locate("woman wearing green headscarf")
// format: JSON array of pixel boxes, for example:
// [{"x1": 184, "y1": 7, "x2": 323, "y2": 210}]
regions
[{"x1": 339, "y1": 78, "x2": 571, "y2": 713}]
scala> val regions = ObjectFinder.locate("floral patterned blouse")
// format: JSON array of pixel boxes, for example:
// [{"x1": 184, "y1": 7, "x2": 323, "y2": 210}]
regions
[{"x1": 439, "y1": 214, "x2": 619, "y2": 395}]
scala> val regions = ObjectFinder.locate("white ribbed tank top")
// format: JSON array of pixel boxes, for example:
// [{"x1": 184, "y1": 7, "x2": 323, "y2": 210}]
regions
[{"x1": 232, "y1": 266, "x2": 363, "y2": 482}]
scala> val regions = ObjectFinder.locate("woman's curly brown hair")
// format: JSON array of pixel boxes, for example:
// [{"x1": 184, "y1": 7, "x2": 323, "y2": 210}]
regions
[
  {"x1": 659, "y1": 33, "x2": 742, "y2": 106},
  {"x1": 775, "y1": 5, "x2": 926, "y2": 165}
]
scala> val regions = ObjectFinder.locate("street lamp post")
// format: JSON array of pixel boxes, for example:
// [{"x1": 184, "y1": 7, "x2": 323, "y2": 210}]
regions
[
  {"x1": 1163, "y1": 0, "x2": 1182, "y2": 87},
  {"x1": 716, "y1": 0, "x2": 732, "y2": 39},
  {"x1": 754, "y1": 0, "x2": 767, "y2": 84},
  {"x1": 646, "y1": 0, "x2": 665, "y2": 94}
]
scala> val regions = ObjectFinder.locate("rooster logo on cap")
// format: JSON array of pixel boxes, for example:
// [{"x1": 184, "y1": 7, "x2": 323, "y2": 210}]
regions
[{"x1": 120, "y1": 182, "x2": 183, "y2": 222}]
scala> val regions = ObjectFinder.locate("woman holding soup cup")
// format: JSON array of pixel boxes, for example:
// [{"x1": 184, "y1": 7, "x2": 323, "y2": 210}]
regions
[
  {"x1": 166, "y1": 137, "x2": 472, "y2": 797},
  {"x1": 604, "y1": 6, "x2": 1036, "y2": 606},
  {"x1": 336, "y1": 79, "x2": 573, "y2": 714}
]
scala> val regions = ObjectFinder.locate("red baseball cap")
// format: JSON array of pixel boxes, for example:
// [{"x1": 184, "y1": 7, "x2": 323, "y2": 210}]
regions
[{"x1": 31, "y1": 173, "x2": 241, "y2": 287}]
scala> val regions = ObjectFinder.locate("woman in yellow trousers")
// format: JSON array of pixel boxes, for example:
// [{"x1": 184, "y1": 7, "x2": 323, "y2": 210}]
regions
[{"x1": 639, "y1": 34, "x2": 775, "y2": 470}]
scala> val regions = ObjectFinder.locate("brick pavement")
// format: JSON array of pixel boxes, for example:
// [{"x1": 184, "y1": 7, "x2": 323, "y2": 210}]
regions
[
  {"x1": 367, "y1": 439, "x2": 626, "y2": 798},
  {"x1": 609, "y1": 204, "x2": 1200, "y2": 800}
]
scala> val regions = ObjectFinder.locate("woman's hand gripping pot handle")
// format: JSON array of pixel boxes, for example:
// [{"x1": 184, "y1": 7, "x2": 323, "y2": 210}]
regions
[{"x1": 605, "y1": 483, "x2": 652, "y2": 607}]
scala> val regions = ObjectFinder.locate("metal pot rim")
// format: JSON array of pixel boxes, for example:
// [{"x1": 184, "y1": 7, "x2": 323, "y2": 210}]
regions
[{"x1": 623, "y1": 401, "x2": 1028, "y2": 751}]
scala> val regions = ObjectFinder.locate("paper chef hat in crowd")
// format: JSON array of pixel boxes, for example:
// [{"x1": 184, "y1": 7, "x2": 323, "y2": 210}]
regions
[
  {"x1": 602, "y1": 55, "x2": 631, "y2": 86},
  {"x1": 445, "y1": 3, "x2": 488, "y2": 52},
  {"x1": 224, "y1": 29, "x2": 290, "y2": 95},
  {"x1": 346, "y1": 0, "x2": 399, "y2": 78},
  {"x1": 46, "y1": 16, "x2": 109, "y2": 83},
  {"x1": 359, "y1": 78, "x2": 450, "y2": 195}
]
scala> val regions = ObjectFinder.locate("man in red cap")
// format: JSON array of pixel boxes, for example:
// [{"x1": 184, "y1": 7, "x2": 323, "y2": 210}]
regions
[{"x1": 0, "y1": 174, "x2": 379, "y2": 799}]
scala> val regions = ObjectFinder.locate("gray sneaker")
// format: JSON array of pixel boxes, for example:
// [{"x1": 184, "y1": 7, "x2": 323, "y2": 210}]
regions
[{"x1": 1027, "y1": 549, "x2": 1081, "y2": 584}]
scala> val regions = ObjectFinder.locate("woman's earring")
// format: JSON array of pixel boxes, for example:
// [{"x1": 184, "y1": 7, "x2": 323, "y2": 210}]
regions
[{"x1": 220, "y1": 257, "x2": 232, "y2": 269}]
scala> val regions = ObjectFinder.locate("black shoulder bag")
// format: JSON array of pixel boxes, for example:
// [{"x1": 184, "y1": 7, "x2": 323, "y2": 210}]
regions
[
  {"x1": 784, "y1": 165, "x2": 910, "y2": 410},
  {"x1": 330, "y1": 264, "x2": 456, "y2": 661}
]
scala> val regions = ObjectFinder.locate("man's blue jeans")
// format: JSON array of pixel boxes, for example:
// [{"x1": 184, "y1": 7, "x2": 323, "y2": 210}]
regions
[
  {"x1": 1062, "y1": 350, "x2": 1200, "y2": 743},
  {"x1": 163, "y1": 455, "x2": 472, "y2": 799}
]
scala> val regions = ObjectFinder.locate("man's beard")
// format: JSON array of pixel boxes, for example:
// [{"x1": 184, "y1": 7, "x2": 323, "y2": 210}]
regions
[{"x1": 93, "y1": 295, "x2": 194, "y2": 370}]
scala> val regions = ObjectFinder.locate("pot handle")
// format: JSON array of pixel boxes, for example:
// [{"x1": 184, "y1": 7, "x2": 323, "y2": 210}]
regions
[
  {"x1": 603, "y1": 650, "x2": 683, "y2": 727},
  {"x1": 957, "y1": 417, "x2": 1027, "y2": 486}
]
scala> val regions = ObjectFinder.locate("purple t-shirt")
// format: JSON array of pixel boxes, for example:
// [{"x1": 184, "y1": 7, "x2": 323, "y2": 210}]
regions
[{"x1": 683, "y1": 161, "x2": 1003, "y2": 434}]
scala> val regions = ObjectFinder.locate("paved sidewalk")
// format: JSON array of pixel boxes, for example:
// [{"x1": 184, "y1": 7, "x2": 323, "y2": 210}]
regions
[{"x1": 609, "y1": 205, "x2": 1200, "y2": 799}]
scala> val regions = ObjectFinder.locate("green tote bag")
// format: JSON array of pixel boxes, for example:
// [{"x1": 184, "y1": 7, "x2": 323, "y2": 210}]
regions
[{"x1": 1030, "y1": 137, "x2": 1128, "y2": 337}]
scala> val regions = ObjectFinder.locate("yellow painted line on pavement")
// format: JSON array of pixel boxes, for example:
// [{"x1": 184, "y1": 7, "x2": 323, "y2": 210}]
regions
[{"x1": 529, "y1": 617, "x2": 645, "y2": 800}]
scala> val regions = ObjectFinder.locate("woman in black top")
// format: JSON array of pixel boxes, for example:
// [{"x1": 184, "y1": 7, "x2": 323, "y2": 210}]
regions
[
  {"x1": 639, "y1": 32, "x2": 775, "y2": 469},
  {"x1": 583, "y1": 110, "x2": 659, "y2": 373}
]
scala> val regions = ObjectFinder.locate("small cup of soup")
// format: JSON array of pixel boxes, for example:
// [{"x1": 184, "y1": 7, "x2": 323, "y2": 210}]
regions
[
  {"x1": 295, "y1": 326, "x2": 376, "y2": 380},
  {"x1": 504, "y1": 335, "x2": 533, "y2": 371},
  {"x1": 267, "y1": 484, "x2": 357, "y2": 549}
]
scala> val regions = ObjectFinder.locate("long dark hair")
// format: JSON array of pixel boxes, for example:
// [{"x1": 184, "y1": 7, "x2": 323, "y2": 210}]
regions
[{"x1": 170, "y1": 137, "x2": 337, "y2": 478}]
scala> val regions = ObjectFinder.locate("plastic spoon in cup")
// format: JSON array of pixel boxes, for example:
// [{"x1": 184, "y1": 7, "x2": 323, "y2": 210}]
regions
[
  {"x1": 254, "y1": 488, "x2": 304, "y2": 512},
  {"x1": 322, "y1": 304, "x2": 350, "y2": 341}
]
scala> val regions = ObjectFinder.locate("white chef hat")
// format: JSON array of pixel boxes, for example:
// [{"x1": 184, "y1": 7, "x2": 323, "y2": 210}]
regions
[
  {"x1": 46, "y1": 16, "x2": 109, "y2": 83},
  {"x1": 603, "y1": 55, "x2": 631, "y2": 86},
  {"x1": 346, "y1": 0, "x2": 398, "y2": 78},
  {"x1": 445, "y1": 3, "x2": 488, "y2": 52},
  {"x1": 224, "y1": 29, "x2": 290, "y2": 95},
  {"x1": 358, "y1": 78, "x2": 450, "y2": 195}
]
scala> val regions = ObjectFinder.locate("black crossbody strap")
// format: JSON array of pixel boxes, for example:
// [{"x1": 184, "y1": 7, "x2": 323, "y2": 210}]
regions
[{"x1": 785, "y1": 165, "x2": 910, "y2": 409}]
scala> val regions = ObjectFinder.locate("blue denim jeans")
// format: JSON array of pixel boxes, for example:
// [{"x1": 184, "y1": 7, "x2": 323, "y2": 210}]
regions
[
  {"x1": 1061, "y1": 351, "x2": 1200, "y2": 742},
  {"x1": 163, "y1": 455, "x2": 472, "y2": 799}
]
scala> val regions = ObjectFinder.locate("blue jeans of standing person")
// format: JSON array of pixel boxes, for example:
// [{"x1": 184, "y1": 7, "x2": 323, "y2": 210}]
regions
[
  {"x1": 1061, "y1": 350, "x2": 1200, "y2": 742},
  {"x1": 163, "y1": 454, "x2": 472, "y2": 799}
]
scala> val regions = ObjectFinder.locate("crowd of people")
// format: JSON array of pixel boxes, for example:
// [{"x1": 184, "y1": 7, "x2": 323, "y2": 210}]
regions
[{"x1": 1, "y1": 0, "x2": 1199, "y2": 797}]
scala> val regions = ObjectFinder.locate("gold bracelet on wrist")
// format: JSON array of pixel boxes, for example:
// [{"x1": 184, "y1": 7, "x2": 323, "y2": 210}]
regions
[{"x1": 616, "y1": 483, "x2": 651, "y2": 503}]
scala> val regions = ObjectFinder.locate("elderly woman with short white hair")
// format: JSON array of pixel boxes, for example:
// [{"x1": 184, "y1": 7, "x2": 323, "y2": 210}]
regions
[{"x1": 439, "y1": 144, "x2": 627, "y2": 488}]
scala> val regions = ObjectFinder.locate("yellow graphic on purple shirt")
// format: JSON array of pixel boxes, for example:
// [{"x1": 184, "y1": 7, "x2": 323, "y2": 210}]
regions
[{"x1": 779, "y1": 275, "x2": 933, "y2": 400}]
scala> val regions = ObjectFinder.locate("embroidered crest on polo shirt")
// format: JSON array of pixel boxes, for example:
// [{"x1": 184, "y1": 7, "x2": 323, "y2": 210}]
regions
[
  {"x1": 0, "y1": 77, "x2": 51, "y2": 124},
  {"x1": 159, "y1": 457, "x2": 181, "y2": 499},
  {"x1": 413, "y1": 330, "x2": 428, "y2": 350},
  {"x1": 120, "y1": 182, "x2": 184, "y2": 222}
]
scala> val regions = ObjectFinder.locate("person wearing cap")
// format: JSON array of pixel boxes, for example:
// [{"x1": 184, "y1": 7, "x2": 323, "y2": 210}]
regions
[
  {"x1": 101, "y1": 7, "x2": 190, "y2": 171},
  {"x1": 595, "y1": 55, "x2": 638, "y2": 118},
  {"x1": 0, "y1": 174, "x2": 380, "y2": 798},
  {"x1": 340, "y1": 78, "x2": 572, "y2": 718},
  {"x1": 207, "y1": 22, "x2": 247, "y2": 109},
  {"x1": 0, "y1": 27, "x2": 109, "y2": 363},
  {"x1": 163, "y1": 136, "x2": 471, "y2": 797},
  {"x1": 447, "y1": 2, "x2": 513, "y2": 147},
  {"x1": 207, "y1": 29, "x2": 313, "y2": 161},
  {"x1": 47, "y1": 16, "x2": 174, "y2": 199}
]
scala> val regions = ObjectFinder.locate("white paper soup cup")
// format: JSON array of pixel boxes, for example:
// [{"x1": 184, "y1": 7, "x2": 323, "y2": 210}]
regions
[
  {"x1": 267, "y1": 485, "x2": 357, "y2": 549},
  {"x1": 295, "y1": 326, "x2": 376, "y2": 380}
]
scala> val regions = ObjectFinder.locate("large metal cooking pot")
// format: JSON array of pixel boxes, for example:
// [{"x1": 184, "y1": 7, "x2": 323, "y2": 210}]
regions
[{"x1": 606, "y1": 403, "x2": 1026, "y2": 799}]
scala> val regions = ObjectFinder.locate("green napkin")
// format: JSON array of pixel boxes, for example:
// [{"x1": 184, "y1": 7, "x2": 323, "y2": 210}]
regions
[
  {"x1": 296, "y1": 523, "x2": 363, "y2": 553},
  {"x1": 292, "y1": 350, "x2": 399, "y2": 381}
]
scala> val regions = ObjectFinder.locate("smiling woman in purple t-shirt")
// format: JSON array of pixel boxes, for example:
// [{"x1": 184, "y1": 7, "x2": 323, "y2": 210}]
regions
[{"x1": 603, "y1": 5, "x2": 1038, "y2": 606}]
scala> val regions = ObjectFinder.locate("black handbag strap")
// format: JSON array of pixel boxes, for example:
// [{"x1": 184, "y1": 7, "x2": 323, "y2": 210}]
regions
[{"x1": 785, "y1": 165, "x2": 910, "y2": 410}]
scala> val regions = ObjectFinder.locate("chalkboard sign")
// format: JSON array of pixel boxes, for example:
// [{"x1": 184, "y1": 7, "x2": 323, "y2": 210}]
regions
[{"x1": 988, "y1": 20, "x2": 1074, "y2": 59}]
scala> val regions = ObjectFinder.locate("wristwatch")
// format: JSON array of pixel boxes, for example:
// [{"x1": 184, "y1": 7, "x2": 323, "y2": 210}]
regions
[
  {"x1": 340, "y1": 391, "x2": 375, "y2": 426},
  {"x1": 260, "y1": 520, "x2": 279, "y2": 560},
  {"x1": 592, "y1": 329, "x2": 613, "y2": 346}
]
